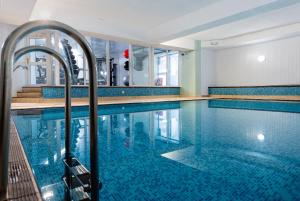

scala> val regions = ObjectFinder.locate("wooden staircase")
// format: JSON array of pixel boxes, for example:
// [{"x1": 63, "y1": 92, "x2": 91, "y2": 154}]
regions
[{"x1": 13, "y1": 86, "x2": 42, "y2": 103}]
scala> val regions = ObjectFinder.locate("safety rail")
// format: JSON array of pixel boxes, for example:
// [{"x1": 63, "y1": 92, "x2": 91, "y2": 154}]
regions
[
  {"x1": 0, "y1": 20, "x2": 100, "y2": 200},
  {"x1": 13, "y1": 65, "x2": 28, "y2": 72}
]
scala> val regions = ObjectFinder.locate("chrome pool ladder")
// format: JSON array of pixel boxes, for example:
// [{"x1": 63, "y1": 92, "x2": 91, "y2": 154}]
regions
[{"x1": 0, "y1": 20, "x2": 100, "y2": 201}]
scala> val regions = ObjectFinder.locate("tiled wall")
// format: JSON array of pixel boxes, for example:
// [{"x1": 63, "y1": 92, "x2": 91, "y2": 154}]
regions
[
  {"x1": 42, "y1": 86, "x2": 180, "y2": 98},
  {"x1": 208, "y1": 86, "x2": 300, "y2": 96},
  {"x1": 208, "y1": 99, "x2": 300, "y2": 113}
]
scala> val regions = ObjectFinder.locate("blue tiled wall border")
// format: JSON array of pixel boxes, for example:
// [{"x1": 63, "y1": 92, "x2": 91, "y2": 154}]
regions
[
  {"x1": 42, "y1": 86, "x2": 180, "y2": 98},
  {"x1": 208, "y1": 86, "x2": 300, "y2": 96},
  {"x1": 208, "y1": 99, "x2": 300, "y2": 113}
]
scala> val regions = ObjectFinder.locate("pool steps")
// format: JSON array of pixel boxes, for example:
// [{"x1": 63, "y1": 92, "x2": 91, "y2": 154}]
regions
[
  {"x1": 63, "y1": 158, "x2": 102, "y2": 201},
  {"x1": 13, "y1": 86, "x2": 42, "y2": 101}
]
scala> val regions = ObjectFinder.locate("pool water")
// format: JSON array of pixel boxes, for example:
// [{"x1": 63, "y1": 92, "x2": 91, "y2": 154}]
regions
[{"x1": 13, "y1": 100, "x2": 300, "y2": 201}]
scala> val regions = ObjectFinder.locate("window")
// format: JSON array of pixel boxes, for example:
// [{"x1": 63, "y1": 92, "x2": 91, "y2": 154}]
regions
[
  {"x1": 131, "y1": 45, "x2": 150, "y2": 85},
  {"x1": 168, "y1": 51, "x2": 179, "y2": 86},
  {"x1": 90, "y1": 37, "x2": 108, "y2": 85},
  {"x1": 29, "y1": 37, "x2": 48, "y2": 85},
  {"x1": 59, "y1": 33, "x2": 85, "y2": 85},
  {"x1": 154, "y1": 49, "x2": 179, "y2": 86},
  {"x1": 154, "y1": 49, "x2": 167, "y2": 86},
  {"x1": 109, "y1": 41, "x2": 129, "y2": 86}
]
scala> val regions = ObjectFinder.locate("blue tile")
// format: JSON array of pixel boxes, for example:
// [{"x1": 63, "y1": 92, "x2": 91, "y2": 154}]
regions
[
  {"x1": 209, "y1": 86, "x2": 300, "y2": 96},
  {"x1": 42, "y1": 86, "x2": 180, "y2": 98}
]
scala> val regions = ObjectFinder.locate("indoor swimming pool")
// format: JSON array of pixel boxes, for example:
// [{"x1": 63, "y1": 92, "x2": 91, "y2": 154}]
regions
[{"x1": 12, "y1": 100, "x2": 300, "y2": 201}]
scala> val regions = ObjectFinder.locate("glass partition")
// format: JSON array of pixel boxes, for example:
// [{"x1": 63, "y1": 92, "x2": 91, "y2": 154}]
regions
[
  {"x1": 90, "y1": 37, "x2": 108, "y2": 85},
  {"x1": 154, "y1": 49, "x2": 168, "y2": 86},
  {"x1": 22, "y1": 31, "x2": 181, "y2": 87},
  {"x1": 29, "y1": 37, "x2": 49, "y2": 85},
  {"x1": 168, "y1": 50, "x2": 179, "y2": 86},
  {"x1": 131, "y1": 45, "x2": 150, "y2": 85},
  {"x1": 153, "y1": 49, "x2": 180, "y2": 86},
  {"x1": 59, "y1": 33, "x2": 85, "y2": 85},
  {"x1": 109, "y1": 41, "x2": 129, "y2": 86}
]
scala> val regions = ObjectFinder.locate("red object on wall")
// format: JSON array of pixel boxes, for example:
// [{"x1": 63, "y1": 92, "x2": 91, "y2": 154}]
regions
[{"x1": 123, "y1": 49, "x2": 129, "y2": 59}]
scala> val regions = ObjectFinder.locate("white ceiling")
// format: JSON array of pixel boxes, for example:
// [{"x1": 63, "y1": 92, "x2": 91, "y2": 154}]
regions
[
  {"x1": 29, "y1": 0, "x2": 221, "y2": 41},
  {"x1": 186, "y1": 3, "x2": 300, "y2": 41},
  {"x1": 0, "y1": 0, "x2": 36, "y2": 25},
  {"x1": 0, "y1": 0, "x2": 299, "y2": 49}
]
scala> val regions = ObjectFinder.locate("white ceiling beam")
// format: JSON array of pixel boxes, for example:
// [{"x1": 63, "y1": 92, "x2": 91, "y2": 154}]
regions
[
  {"x1": 202, "y1": 23, "x2": 300, "y2": 49},
  {"x1": 150, "y1": 0, "x2": 299, "y2": 43}
]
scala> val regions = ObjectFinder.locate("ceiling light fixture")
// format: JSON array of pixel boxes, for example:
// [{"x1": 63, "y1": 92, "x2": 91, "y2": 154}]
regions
[{"x1": 257, "y1": 55, "x2": 266, "y2": 63}]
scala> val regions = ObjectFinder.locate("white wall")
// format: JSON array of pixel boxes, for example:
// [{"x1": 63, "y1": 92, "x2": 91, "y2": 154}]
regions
[
  {"x1": 0, "y1": 22, "x2": 15, "y2": 56},
  {"x1": 0, "y1": 22, "x2": 27, "y2": 97},
  {"x1": 181, "y1": 51, "x2": 196, "y2": 96},
  {"x1": 199, "y1": 48, "x2": 216, "y2": 95},
  {"x1": 214, "y1": 36, "x2": 300, "y2": 86}
]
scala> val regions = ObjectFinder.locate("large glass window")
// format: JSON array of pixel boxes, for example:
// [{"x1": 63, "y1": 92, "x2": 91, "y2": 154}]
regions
[
  {"x1": 168, "y1": 50, "x2": 179, "y2": 86},
  {"x1": 59, "y1": 33, "x2": 85, "y2": 85},
  {"x1": 153, "y1": 49, "x2": 179, "y2": 86},
  {"x1": 90, "y1": 37, "x2": 108, "y2": 85},
  {"x1": 29, "y1": 37, "x2": 48, "y2": 85},
  {"x1": 109, "y1": 41, "x2": 129, "y2": 86},
  {"x1": 154, "y1": 49, "x2": 167, "y2": 86},
  {"x1": 131, "y1": 45, "x2": 150, "y2": 85}
]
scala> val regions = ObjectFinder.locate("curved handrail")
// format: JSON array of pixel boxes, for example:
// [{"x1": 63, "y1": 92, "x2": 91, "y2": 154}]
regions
[
  {"x1": 0, "y1": 20, "x2": 99, "y2": 200},
  {"x1": 13, "y1": 65, "x2": 28, "y2": 72},
  {"x1": 14, "y1": 46, "x2": 72, "y2": 167}
]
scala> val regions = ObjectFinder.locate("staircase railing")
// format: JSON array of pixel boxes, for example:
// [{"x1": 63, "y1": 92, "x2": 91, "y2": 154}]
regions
[{"x1": 0, "y1": 20, "x2": 100, "y2": 200}]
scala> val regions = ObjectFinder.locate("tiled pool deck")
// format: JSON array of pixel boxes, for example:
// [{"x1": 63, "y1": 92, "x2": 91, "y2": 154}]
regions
[
  {"x1": 11, "y1": 95, "x2": 300, "y2": 110},
  {"x1": 6, "y1": 122, "x2": 42, "y2": 201},
  {"x1": 11, "y1": 96, "x2": 212, "y2": 110}
]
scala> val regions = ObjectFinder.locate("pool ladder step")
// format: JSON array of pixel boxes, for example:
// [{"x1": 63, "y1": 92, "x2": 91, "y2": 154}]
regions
[{"x1": 63, "y1": 158, "x2": 102, "y2": 201}]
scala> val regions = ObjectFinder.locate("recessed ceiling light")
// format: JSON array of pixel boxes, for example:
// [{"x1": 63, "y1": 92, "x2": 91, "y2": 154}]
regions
[{"x1": 257, "y1": 55, "x2": 265, "y2": 63}]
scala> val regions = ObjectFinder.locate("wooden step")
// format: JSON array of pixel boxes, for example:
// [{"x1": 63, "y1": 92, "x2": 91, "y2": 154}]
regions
[
  {"x1": 22, "y1": 87, "x2": 42, "y2": 93},
  {"x1": 12, "y1": 97, "x2": 44, "y2": 103},
  {"x1": 17, "y1": 92, "x2": 41, "y2": 98}
]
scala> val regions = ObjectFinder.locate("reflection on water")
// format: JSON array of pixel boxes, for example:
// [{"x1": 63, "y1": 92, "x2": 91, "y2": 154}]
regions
[{"x1": 13, "y1": 100, "x2": 300, "y2": 201}]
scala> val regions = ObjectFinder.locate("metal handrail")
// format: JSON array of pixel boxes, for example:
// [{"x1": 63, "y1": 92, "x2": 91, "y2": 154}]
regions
[
  {"x1": 13, "y1": 65, "x2": 28, "y2": 72},
  {"x1": 14, "y1": 46, "x2": 73, "y2": 198},
  {"x1": 0, "y1": 20, "x2": 99, "y2": 200}
]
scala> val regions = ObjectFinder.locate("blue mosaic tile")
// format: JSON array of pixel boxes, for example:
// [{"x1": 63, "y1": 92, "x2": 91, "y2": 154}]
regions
[
  {"x1": 42, "y1": 87, "x2": 180, "y2": 98},
  {"x1": 12, "y1": 100, "x2": 300, "y2": 201},
  {"x1": 208, "y1": 86, "x2": 300, "y2": 96}
]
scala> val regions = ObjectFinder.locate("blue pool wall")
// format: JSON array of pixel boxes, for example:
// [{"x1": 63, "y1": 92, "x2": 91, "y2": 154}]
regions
[
  {"x1": 42, "y1": 86, "x2": 180, "y2": 98},
  {"x1": 208, "y1": 85, "x2": 300, "y2": 96}
]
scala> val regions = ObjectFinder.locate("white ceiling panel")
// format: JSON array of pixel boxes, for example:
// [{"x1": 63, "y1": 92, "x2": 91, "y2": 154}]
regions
[{"x1": 0, "y1": 0, "x2": 36, "y2": 25}]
